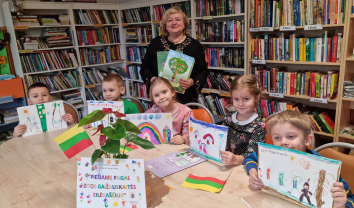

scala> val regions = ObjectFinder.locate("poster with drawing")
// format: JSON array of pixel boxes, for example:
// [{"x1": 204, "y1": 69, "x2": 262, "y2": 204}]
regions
[
  {"x1": 17, "y1": 101, "x2": 67, "y2": 137},
  {"x1": 258, "y1": 143, "x2": 341, "y2": 208},
  {"x1": 189, "y1": 118, "x2": 228, "y2": 163},
  {"x1": 125, "y1": 113, "x2": 173, "y2": 144},
  {"x1": 145, "y1": 149, "x2": 207, "y2": 178},
  {"x1": 77, "y1": 157, "x2": 146, "y2": 208},
  {"x1": 159, "y1": 50, "x2": 195, "y2": 94},
  {"x1": 87, "y1": 101, "x2": 124, "y2": 128}
]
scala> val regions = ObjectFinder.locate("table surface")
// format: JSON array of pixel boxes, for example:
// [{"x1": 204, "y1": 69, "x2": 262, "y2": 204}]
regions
[{"x1": 0, "y1": 126, "x2": 300, "y2": 208}]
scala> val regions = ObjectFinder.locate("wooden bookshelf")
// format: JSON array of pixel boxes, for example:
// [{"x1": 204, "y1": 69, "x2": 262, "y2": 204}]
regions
[{"x1": 248, "y1": 60, "x2": 342, "y2": 66}]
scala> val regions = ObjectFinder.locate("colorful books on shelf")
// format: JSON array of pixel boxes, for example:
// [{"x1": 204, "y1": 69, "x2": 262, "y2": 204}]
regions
[
  {"x1": 0, "y1": 108, "x2": 19, "y2": 124},
  {"x1": 79, "y1": 46, "x2": 121, "y2": 66},
  {"x1": 41, "y1": 28, "x2": 73, "y2": 48},
  {"x1": 196, "y1": 21, "x2": 244, "y2": 42},
  {"x1": 250, "y1": 32, "x2": 342, "y2": 63},
  {"x1": 250, "y1": 0, "x2": 346, "y2": 28},
  {"x1": 76, "y1": 27, "x2": 120, "y2": 46},
  {"x1": 195, "y1": 0, "x2": 245, "y2": 17},
  {"x1": 74, "y1": 10, "x2": 119, "y2": 25},
  {"x1": 85, "y1": 88, "x2": 100, "y2": 100},
  {"x1": 205, "y1": 47, "x2": 244, "y2": 68},
  {"x1": 38, "y1": 14, "x2": 62, "y2": 26},
  {"x1": 123, "y1": 7, "x2": 151, "y2": 23},
  {"x1": 82, "y1": 68, "x2": 104, "y2": 86},
  {"x1": 12, "y1": 15, "x2": 40, "y2": 26},
  {"x1": 20, "y1": 49, "x2": 79, "y2": 73},
  {"x1": 343, "y1": 79, "x2": 354, "y2": 98},
  {"x1": 340, "y1": 124, "x2": 354, "y2": 137},
  {"x1": 205, "y1": 71, "x2": 236, "y2": 91},
  {"x1": 154, "y1": 1, "x2": 191, "y2": 20},
  {"x1": 311, "y1": 110, "x2": 335, "y2": 134},
  {"x1": 250, "y1": 67, "x2": 339, "y2": 100},
  {"x1": 197, "y1": 94, "x2": 232, "y2": 117},
  {"x1": 24, "y1": 70, "x2": 80, "y2": 92},
  {"x1": 126, "y1": 28, "x2": 138, "y2": 43},
  {"x1": 126, "y1": 65, "x2": 142, "y2": 80},
  {"x1": 129, "y1": 82, "x2": 147, "y2": 98},
  {"x1": 62, "y1": 90, "x2": 84, "y2": 108},
  {"x1": 126, "y1": 46, "x2": 147, "y2": 62}
]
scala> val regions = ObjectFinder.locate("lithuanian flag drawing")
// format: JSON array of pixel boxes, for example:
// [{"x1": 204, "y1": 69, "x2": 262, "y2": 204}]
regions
[
  {"x1": 181, "y1": 174, "x2": 226, "y2": 193},
  {"x1": 54, "y1": 124, "x2": 93, "y2": 159},
  {"x1": 120, "y1": 144, "x2": 138, "y2": 153}
]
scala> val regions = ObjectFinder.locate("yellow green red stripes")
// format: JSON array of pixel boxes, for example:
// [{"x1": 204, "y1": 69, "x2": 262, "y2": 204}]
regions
[
  {"x1": 120, "y1": 145, "x2": 138, "y2": 153},
  {"x1": 181, "y1": 174, "x2": 226, "y2": 193}
]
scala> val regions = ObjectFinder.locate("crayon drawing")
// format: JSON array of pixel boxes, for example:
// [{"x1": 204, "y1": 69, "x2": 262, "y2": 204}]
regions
[
  {"x1": 258, "y1": 143, "x2": 341, "y2": 208},
  {"x1": 189, "y1": 118, "x2": 228, "y2": 163},
  {"x1": 87, "y1": 101, "x2": 124, "y2": 127},
  {"x1": 17, "y1": 101, "x2": 67, "y2": 137},
  {"x1": 125, "y1": 113, "x2": 172, "y2": 144}
]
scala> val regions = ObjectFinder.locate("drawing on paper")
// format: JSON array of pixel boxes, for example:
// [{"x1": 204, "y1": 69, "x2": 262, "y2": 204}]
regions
[
  {"x1": 165, "y1": 149, "x2": 203, "y2": 167},
  {"x1": 17, "y1": 101, "x2": 67, "y2": 137},
  {"x1": 125, "y1": 113, "x2": 173, "y2": 144},
  {"x1": 258, "y1": 143, "x2": 341, "y2": 208},
  {"x1": 87, "y1": 101, "x2": 124, "y2": 127},
  {"x1": 189, "y1": 117, "x2": 228, "y2": 163}
]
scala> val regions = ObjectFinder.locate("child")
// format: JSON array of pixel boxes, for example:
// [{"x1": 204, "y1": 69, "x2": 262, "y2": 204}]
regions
[
  {"x1": 145, "y1": 77, "x2": 194, "y2": 145},
  {"x1": 244, "y1": 110, "x2": 354, "y2": 208},
  {"x1": 13, "y1": 83, "x2": 75, "y2": 137},
  {"x1": 220, "y1": 74, "x2": 266, "y2": 165},
  {"x1": 83, "y1": 74, "x2": 139, "y2": 128}
]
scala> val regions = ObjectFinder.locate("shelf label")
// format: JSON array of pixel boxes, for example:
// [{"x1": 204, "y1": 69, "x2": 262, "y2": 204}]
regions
[
  {"x1": 309, "y1": 97, "x2": 328, "y2": 104},
  {"x1": 19, "y1": 50, "x2": 33, "y2": 53},
  {"x1": 304, "y1": 24, "x2": 323, "y2": 30},
  {"x1": 269, "y1": 92, "x2": 284, "y2": 98},
  {"x1": 94, "y1": 24, "x2": 104, "y2": 27},
  {"x1": 126, "y1": 61, "x2": 132, "y2": 64},
  {"x1": 260, "y1": 27, "x2": 274, "y2": 31},
  {"x1": 220, "y1": 92, "x2": 230, "y2": 97},
  {"x1": 152, "y1": 20, "x2": 160, "y2": 24},
  {"x1": 250, "y1": 28, "x2": 260, "y2": 32},
  {"x1": 252, "y1": 59, "x2": 266, "y2": 64},
  {"x1": 122, "y1": 23, "x2": 128, "y2": 27},
  {"x1": 85, "y1": 84, "x2": 95, "y2": 88},
  {"x1": 202, "y1": 16, "x2": 213, "y2": 20},
  {"x1": 218, "y1": 115, "x2": 224, "y2": 119},
  {"x1": 280, "y1": 26, "x2": 296, "y2": 31},
  {"x1": 14, "y1": 26, "x2": 28, "y2": 30},
  {"x1": 140, "y1": 42, "x2": 147, "y2": 45},
  {"x1": 201, "y1": 89, "x2": 211, "y2": 93}
]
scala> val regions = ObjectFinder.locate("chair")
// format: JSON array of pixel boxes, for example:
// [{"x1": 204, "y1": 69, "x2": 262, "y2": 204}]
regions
[
  {"x1": 63, "y1": 101, "x2": 80, "y2": 123},
  {"x1": 185, "y1": 102, "x2": 215, "y2": 124},
  {"x1": 122, "y1": 96, "x2": 146, "y2": 113},
  {"x1": 314, "y1": 142, "x2": 354, "y2": 189},
  {"x1": 264, "y1": 111, "x2": 315, "y2": 150}
]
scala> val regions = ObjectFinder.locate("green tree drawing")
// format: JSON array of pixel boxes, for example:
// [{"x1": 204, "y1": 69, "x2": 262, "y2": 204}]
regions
[
  {"x1": 168, "y1": 57, "x2": 188, "y2": 81},
  {"x1": 36, "y1": 104, "x2": 47, "y2": 132}
]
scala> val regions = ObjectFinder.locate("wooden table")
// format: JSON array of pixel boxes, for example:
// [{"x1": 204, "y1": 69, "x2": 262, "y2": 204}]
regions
[{"x1": 0, "y1": 127, "x2": 300, "y2": 208}]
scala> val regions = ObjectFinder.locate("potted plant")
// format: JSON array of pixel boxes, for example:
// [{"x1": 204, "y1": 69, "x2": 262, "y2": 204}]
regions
[{"x1": 78, "y1": 108, "x2": 155, "y2": 164}]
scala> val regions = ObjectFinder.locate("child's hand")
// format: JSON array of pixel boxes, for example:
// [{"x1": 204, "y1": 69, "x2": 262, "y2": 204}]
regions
[
  {"x1": 170, "y1": 135, "x2": 185, "y2": 145},
  {"x1": 331, "y1": 182, "x2": 347, "y2": 208},
  {"x1": 220, "y1": 151, "x2": 244, "y2": 165},
  {"x1": 82, "y1": 124, "x2": 92, "y2": 129},
  {"x1": 249, "y1": 168, "x2": 263, "y2": 190},
  {"x1": 62, "y1": 113, "x2": 75, "y2": 124},
  {"x1": 14, "y1": 124, "x2": 27, "y2": 137}
]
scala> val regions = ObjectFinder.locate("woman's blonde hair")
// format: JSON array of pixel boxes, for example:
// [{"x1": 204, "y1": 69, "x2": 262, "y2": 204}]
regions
[
  {"x1": 267, "y1": 110, "x2": 312, "y2": 138},
  {"x1": 149, "y1": 77, "x2": 176, "y2": 102},
  {"x1": 160, "y1": 7, "x2": 190, "y2": 37}
]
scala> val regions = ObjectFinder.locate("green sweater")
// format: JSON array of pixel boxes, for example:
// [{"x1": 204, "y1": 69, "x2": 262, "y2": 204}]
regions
[{"x1": 123, "y1": 99, "x2": 140, "y2": 114}]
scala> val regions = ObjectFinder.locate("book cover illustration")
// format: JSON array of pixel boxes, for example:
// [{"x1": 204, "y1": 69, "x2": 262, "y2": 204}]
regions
[
  {"x1": 157, "y1": 50, "x2": 182, "y2": 75},
  {"x1": 87, "y1": 101, "x2": 124, "y2": 128},
  {"x1": 159, "y1": 49, "x2": 195, "y2": 94}
]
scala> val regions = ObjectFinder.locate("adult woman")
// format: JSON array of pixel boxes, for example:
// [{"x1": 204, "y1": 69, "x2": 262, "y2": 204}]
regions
[{"x1": 140, "y1": 7, "x2": 208, "y2": 104}]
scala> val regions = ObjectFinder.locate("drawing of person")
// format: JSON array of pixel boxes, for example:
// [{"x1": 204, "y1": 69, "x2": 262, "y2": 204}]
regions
[
  {"x1": 267, "y1": 168, "x2": 271, "y2": 180},
  {"x1": 278, "y1": 172, "x2": 285, "y2": 186},
  {"x1": 299, "y1": 182, "x2": 313, "y2": 206},
  {"x1": 259, "y1": 168, "x2": 263, "y2": 178},
  {"x1": 293, "y1": 177, "x2": 298, "y2": 189}
]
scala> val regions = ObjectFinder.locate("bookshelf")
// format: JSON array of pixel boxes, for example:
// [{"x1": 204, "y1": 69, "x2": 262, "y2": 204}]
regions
[{"x1": 247, "y1": 0, "x2": 353, "y2": 147}]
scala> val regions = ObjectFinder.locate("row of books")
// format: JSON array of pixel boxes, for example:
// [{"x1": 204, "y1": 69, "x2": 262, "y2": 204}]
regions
[
  {"x1": 129, "y1": 82, "x2": 147, "y2": 98},
  {"x1": 85, "y1": 88, "x2": 100, "y2": 100},
  {"x1": 20, "y1": 50, "x2": 79, "y2": 73},
  {"x1": 126, "y1": 65, "x2": 142, "y2": 81},
  {"x1": 40, "y1": 28, "x2": 73, "y2": 48},
  {"x1": 74, "y1": 10, "x2": 119, "y2": 25},
  {"x1": 24, "y1": 70, "x2": 80, "y2": 92},
  {"x1": 198, "y1": 94, "x2": 232, "y2": 117},
  {"x1": 141, "y1": 100, "x2": 153, "y2": 110},
  {"x1": 250, "y1": 67, "x2": 339, "y2": 99},
  {"x1": 196, "y1": 0, "x2": 245, "y2": 17},
  {"x1": 0, "y1": 108, "x2": 18, "y2": 124},
  {"x1": 79, "y1": 46, "x2": 121, "y2": 66},
  {"x1": 12, "y1": 14, "x2": 69, "y2": 26},
  {"x1": 126, "y1": 26, "x2": 152, "y2": 43},
  {"x1": 343, "y1": 79, "x2": 354, "y2": 98},
  {"x1": 250, "y1": 0, "x2": 346, "y2": 28},
  {"x1": 196, "y1": 20, "x2": 244, "y2": 42},
  {"x1": 62, "y1": 90, "x2": 84, "y2": 108},
  {"x1": 126, "y1": 46, "x2": 147, "y2": 62},
  {"x1": 82, "y1": 68, "x2": 105, "y2": 86},
  {"x1": 205, "y1": 71, "x2": 235, "y2": 91},
  {"x1": 205, "y1": 47, "x2": 244, "y2": 68},
  {"x1": 76, "y1": 27, "x2": 120, "y2": 46},
  {"x1": 154, "y1": 2, "x2": 191, "y2": 20},
  {"x1": 122, "y1": 7, "x2": 151, "y2": 23},
  {"x1": 251, "y1": 32, "x2": 342, "y2": 63}
]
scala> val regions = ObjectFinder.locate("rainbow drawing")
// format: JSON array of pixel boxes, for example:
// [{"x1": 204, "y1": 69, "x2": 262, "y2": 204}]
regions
[{"x1": 137, "y1": 122, "x2": 163, "y2": 144}]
